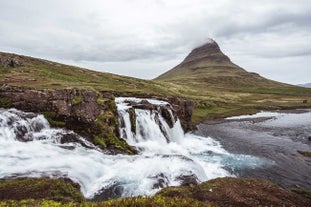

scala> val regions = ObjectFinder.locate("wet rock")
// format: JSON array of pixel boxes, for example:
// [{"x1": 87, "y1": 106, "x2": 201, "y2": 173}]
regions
[
  {"x1": 92, "y1": 182, "x2": 124, "y2": 201},
  {"x1": 160, "y1": 105, "x2": 175, "y2": 128},
  {"x1": 133, "y1": 100, "x2": 156, "y2": 110},
  {"x1": 150, "y1": 173, "x2": 169, "y2": 189},
  {"x1": 167, "y1": 97, "x2": 194, "y2": 132},
  {"x1": 14, "y1": 125, "x2": 28, "y2": 141},
  {"x1": 176, "y1": 174, "x2": 199, "y2": 186}
]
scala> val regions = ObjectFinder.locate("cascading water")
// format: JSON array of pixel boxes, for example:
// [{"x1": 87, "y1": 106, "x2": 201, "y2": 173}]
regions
[{"x1": 0, "y1": 99, "x2": 265, "y2": 200}]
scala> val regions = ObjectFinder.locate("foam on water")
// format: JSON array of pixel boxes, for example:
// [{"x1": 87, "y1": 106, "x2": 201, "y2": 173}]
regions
[{"x1": 0, "y1": 99, "x2": 264, "y2": 199}]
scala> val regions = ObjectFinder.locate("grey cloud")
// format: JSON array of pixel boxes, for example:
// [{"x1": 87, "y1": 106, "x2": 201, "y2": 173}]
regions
[{"x1": 0, "y1": 0, "x2": 310, "y2": 83}]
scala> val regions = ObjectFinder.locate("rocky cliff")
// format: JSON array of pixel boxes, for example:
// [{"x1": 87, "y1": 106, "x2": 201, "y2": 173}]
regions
[
  {"x1": 0, "y1": 85, "x2": 136, "y2": 154},
  {"x1": 0, "y1": 85, "x2": 194, "y2": 153}
]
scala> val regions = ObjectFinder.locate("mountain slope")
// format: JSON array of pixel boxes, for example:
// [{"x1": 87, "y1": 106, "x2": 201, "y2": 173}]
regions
[{"x1": 155, "y1": 39, "x2": 289, "y2": 89}]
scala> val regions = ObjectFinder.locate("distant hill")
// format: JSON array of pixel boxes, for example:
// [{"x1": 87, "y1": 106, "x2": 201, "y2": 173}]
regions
[
  {"x1": 0, "y1": 52, "x2": 176, "y2": 97},
  {"x1": 155, "y1": 39, "x2": 289, "y2": 89},
  {"x1": 298, "y1": 83, "x2": 311, "y2": 88}
]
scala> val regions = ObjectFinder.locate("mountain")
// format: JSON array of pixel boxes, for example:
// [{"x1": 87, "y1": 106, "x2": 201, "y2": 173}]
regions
[
  {"x1": 298, "y1": 83, "x2": 311, "y2": 88},
  {"x1": 155, "y1": 39, "x2": 311, "y2": 122},
  {"x1": 155, "y1": 39, "x2": 288, "y2": 89}
]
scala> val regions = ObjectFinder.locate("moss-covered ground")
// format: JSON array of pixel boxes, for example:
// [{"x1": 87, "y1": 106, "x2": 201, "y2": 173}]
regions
[{"x1": 1, "y1": 177, "x2": 310, "y2": 207}]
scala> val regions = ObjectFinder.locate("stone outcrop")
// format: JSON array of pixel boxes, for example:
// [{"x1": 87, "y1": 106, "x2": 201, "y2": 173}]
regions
[
  {"x1": 0, "y1": 54, "x2": 23, "y2": 68},
  {"x1": 0, "y1": 85, "x2": 136, "y2": 154},
  {"x1": 167, "y1": 97, "x2": 195, "y2": 131}
]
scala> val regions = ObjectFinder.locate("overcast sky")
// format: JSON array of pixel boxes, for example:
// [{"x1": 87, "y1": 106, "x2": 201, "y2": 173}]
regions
[{"x1": 1, "y1": 0, "x2": 310, "y2": 84}]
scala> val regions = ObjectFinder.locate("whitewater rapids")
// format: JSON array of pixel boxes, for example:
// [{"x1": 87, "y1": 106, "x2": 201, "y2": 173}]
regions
[{"x1": 0, "y1": 98, "x2": 264, "y2": 199}]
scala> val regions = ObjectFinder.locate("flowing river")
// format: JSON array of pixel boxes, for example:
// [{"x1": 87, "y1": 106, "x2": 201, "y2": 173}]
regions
[
  {"x1": 197, "y1": 110, "x2": 311, "y2": 190},
  {"x1": 0, "y1": 97, "x2": 289, "y2": 200}
]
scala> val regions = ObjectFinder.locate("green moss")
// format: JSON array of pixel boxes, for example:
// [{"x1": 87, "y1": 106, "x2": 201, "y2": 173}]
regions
[
  {"x1": 0, "y1": 178, "x2": 84, "y2": 203},
  {"x1": 42, "y1": 112, "x2": 66, "y2": 128},
  {"x1": 297, "y1": 150, "x2": 311, "y2": 157},
  {"x1": 291, "y1": 188, "x2": 311, "y2": 200},
  {"x1": 94, "y1": 136, "x2": 107, "y2": 148},
  {"x1": 72, "y1": 96, "x2": 82, "y2": 105},
  {"x1": 0, "y1": 196, "x2": 213, "y2": 207},
  {"x1": 0, "y1": 97, "x2": 12, "y2": 108}
]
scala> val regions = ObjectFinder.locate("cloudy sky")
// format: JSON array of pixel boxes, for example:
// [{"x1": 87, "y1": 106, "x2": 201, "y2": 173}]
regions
[{"x1": 1, "y1": 0, "x2": 310, "y2": 84}]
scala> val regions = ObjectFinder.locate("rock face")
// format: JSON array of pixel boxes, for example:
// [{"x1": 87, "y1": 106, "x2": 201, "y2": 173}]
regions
[
  {"x1": 1, "y1": 85, "x2": 101, "y2": 122},
  {"x1": 167, "y1": 97, "x2": 194, "y2": 131},
  {"x1": 0, "y1": 54, "x2": 23, "y2": 68},
  {"x1": 0, "y1": 85, "x2": 136, "y2": 154}
]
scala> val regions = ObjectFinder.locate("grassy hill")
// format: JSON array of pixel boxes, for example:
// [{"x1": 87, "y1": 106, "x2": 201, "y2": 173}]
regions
[
  {"x1": 0, "y1": 52, "x2": 180, "y2": 97},
  {"x1": 1, "y1": 48, "x2": 311, "y2": 124}
]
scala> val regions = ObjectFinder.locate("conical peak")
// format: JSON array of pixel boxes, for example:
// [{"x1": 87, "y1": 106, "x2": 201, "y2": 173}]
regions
[{"x1": 181, "y1": 39, "x2": 230, "y2": 65}]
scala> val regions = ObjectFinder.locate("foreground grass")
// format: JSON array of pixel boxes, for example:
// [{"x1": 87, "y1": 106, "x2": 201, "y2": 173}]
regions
[
  {"x1": 0, "y1": 196, "x2": 212, "y2": 207},
  {"x1": 1, "y1": 177, "x2": 310, "y2": 207}
]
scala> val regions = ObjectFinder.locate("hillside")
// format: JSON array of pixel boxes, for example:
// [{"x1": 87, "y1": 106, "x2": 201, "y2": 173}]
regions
[
  {"x1": 0, "y1": 52, "x2": 178, "y2": 97},
  {"x1": 155, "y1": 39, "x2": 311, "y2": 122}
]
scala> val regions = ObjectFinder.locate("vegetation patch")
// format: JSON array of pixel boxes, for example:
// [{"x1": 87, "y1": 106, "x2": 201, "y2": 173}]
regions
[
  {"x1": 72, "y1": 96, "x2": 82, "y2": 105},
  {"x1": 158, "y1": 177, "x2": 311, "y2": 207},
  {"x1": 42, "y1": 111, "x2": 66, "y2": 128},
  {"x1": 298, "y1": 150, "x2": 311, "y2": 157},
  {"x1": 0, "y1": 97, "x2": 12, "y2": 108},
  {"x1": 0, "y1": 178, "x2": 84, "y2": 203},
  {"x1": 291, "y1": 188, "x2": 311, "y2": 200}
]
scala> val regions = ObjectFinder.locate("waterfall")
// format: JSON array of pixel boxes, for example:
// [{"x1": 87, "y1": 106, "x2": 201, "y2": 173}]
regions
[
  {"x1": 116, "y1": 97, "x2": 184, "y2": 146},
  {"x1": 0, "y1": 100, "x2": 265, "y2": 200}
]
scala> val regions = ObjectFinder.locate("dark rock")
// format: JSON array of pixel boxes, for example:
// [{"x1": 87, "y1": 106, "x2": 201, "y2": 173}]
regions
[
  {"x1": 0, "y1": 54, "x2": 23, "y2": 68},
  {"x1": 308, "y1": 136, "x2": 311, "y2": 141},
  {"x1": 14, "y1": 125, "x2": 28, "y2": 141},
  {"x1": 167, "y1": 97, "x2": 194, "y2": 132},
  {"x1": 92, "y1": 182, "x2": 124, "y2": 201},
  {"x1": 132, "y1": 100, "x2": 156, "y2": 110},
  {"x1": 176, "y1": 174, "x2": 199, "y2": 186},
  {"x1": 160, "y1": 105, "x2": 175, "y2": 128},
  {"x1": 149, "y1": 173, "x2": 169, "y2": 189},
  {"x1": 128, "y1": 108, "x2": 136, "y2": 133}
]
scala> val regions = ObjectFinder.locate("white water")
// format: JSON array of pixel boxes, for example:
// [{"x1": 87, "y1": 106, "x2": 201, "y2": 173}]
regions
[{"x1": 0, "y1": 99, "x2": 264, "y2": 199}]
